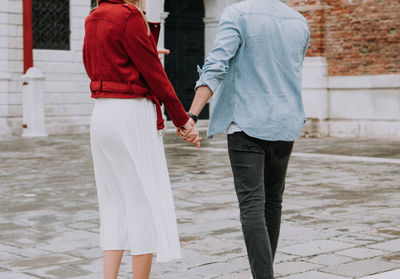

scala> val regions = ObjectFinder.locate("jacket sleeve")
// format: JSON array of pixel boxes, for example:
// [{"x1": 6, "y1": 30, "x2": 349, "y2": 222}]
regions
[
  {"x1": 123, "y1": 10, "x2": 189, "y2": 128},
  {"x1": 195, "y1": 6, "x2": 243, "y2": 93}
]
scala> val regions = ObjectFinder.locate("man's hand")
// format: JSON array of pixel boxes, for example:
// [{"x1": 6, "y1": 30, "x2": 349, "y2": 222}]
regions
[
  {"x1": 176, "y1": 85, "x2": 212, "y2": 148},
  {"x1": 177, "y1": 118, "x2": 202, "y2": 148},
  {"x1": 158, "y1": 48, "x2": 170, "y2": 60}
]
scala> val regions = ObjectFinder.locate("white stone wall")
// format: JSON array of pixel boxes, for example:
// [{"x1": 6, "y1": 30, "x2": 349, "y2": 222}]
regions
[
  {"x1": 0, "y1": 0, "x2": 235, "y2": 138},
  {"x1": 302, "y1": 56, "x2": 400, "y2": 138},
  {"x1": 146, "y1": 0, "x2": 164, "y2": 22},
  {"x1": 327, "y1": 74, "x2": 400, "y2": 138},
  {"x1": 4, "y1": 0, "x2": 25, "y2": 137},
  {"x1": 0, "y1": 0, "x2": 12, "y2": 137},
  {"x1": 3, "y1": 0, "x2": 19, "y2": 136},
  {"x1": 302, "y1": 57, "x2": 330, "y2": 137},
  {"x1": 2, "y1": 0, "x2": 92, "y2": 137},
  {"x1": 203, "y1": 0, "x2": 239, "y2": 55},
  {"x1": 34, "y1": 0, "x2": 92, "y2": 135},
  {"x1": 1, "y1": 0, "x2": 399, "y2": 138}
]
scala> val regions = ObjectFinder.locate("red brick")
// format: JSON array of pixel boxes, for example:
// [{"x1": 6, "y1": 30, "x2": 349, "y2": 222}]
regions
[{"x1": 288, "y1": 0, "x2": 400, "y2": 76}]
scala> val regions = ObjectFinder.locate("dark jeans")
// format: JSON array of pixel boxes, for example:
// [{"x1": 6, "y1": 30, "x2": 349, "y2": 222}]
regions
[{"x1": 227, "y1": 132, "x2": 294, "y2": 279}]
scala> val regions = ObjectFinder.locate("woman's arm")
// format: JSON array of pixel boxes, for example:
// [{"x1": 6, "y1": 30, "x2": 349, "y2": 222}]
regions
[{"x1": 123, "y1": 9, "x2": 189, "y2": 128}]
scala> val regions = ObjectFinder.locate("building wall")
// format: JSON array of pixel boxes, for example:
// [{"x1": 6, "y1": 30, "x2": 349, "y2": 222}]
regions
[
  {"x1": 34, "y1": 0, "x2": 92, "y2": 135},
  {"x1": 0, "y1": 0, "x2": 12, "y2": 137},
  {"x1": 1, "y1": 0, "x2": 399, "y2": 138},
  {"x1": 327, "y1": 74, "x2": 400, "y2": 137},
  {"x1": 3, "y1": 0, "x2": 24, "y2": 137},
  {"x1": 288, "y1": 0, "x2": 400, "y2": 138},
  {"x1": 0, "y1": 0, "x2": 235, "y2": 138},
  {"x1": 1, "y1": 0, "x2": 92, "y2": 138},
  {"x1": 288, "y1": 0, "x2": 400, "y2": 76}
]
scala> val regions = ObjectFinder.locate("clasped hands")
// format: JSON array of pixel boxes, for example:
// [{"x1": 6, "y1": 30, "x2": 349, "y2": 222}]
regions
[
  {"x1": 177, "y1": 118, "x2": 202, "y2": 148},
  {"x1": 160, "y1": 49, "x2": 202, "y2": 147}
]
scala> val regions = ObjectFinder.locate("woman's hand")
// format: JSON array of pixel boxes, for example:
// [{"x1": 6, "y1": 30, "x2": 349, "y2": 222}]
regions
[
  {"x1": 177, "y1": 119, "x2": 193, "y2": 138},
  {"x1": 177, "y1": 118, "x2": 202, "y2": 148}
]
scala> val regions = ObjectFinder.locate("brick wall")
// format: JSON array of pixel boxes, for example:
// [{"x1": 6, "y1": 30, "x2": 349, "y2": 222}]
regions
[{"x1": 288, "y1": 0, "x2": 400, "y2": 76}]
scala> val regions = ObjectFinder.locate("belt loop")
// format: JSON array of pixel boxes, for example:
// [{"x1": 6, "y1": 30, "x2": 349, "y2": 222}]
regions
[
  {"x1": 99, "y1": 80, "x2": 103, "y2": 92},
  {"x1": 128, "y1": 81, "x2": 134, "y2": 94}
]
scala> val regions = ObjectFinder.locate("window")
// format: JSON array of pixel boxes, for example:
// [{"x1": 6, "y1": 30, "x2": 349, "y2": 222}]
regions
[{"x1": 32, "y1": 0, "x2": 70, "y2": 50}]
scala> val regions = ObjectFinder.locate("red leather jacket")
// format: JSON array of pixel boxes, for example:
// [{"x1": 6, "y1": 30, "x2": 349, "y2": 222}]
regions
[{"x1": 83, "y1": 0, "x2": 189, "y2": 129}]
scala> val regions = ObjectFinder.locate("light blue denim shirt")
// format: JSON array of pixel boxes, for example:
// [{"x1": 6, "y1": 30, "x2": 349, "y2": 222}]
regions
[{"x1": 196, "y1": 0, "x2": 310, "y2": 141}]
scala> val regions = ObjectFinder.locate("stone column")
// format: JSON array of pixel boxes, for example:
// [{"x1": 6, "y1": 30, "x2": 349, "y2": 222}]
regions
[
  {"x1": 22, "y1": 67, "x2": 47, "y2": 137},
  {"x1": 203, "y1": 0, "x2": 242, "y2": 115},
  {"x1": 146, "y1": 0, "x2": 164, "y2": 22},
  {"x1": 302, "y1": 57, "x2": 329, "y2": 137},
  {"x1": 159, "y1": 11, "x2": 169, "y2": 66},
  {"x1": 0, "y1": 0, "x2": 12, "y2": 137},
  {"x1": 203, "y1": 17, "x2": 219, "y2": 57},
  {"x1": 203, "y1": 0, "x2": 225, "y2": 56}
]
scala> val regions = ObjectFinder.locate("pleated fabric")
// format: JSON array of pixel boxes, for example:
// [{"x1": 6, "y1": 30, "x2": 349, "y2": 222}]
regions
[{"x1": 90, "y1": 98, "x2": 181, "y2": 262}]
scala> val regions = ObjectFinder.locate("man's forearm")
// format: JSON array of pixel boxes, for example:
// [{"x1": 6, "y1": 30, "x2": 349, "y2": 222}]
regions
[{"x1": 189, "y1": 86, "x2": 213, "y2": 116}]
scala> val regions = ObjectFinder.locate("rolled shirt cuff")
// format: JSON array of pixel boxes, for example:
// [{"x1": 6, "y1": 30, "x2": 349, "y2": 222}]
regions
[{"x1": 195, "y1": 78, "x2": 220, "y2": 94}]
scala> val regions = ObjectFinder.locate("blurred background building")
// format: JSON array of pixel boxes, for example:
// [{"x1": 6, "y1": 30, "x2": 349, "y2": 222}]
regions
[
  {"x1": 291, "y1": 0, "x2": 400, "y2": 137},
  {"x1": 0, "y1": 0, "x2": 399, "y2": 138}
]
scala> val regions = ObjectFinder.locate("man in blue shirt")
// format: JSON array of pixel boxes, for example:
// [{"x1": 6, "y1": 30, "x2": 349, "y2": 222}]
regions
[{"x1": 180, "y1": 0, "x2": 309, "y2": 278}]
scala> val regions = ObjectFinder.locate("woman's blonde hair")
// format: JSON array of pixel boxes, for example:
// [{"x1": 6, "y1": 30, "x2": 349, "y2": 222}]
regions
[{"x1": 91, "y1": 0, "x2": 150, "y2": 35}]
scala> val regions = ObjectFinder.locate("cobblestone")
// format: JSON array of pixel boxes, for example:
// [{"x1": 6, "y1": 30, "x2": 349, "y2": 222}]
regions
[{"x1": 0, "y1": 133, "x2": 400, "y2": 278}]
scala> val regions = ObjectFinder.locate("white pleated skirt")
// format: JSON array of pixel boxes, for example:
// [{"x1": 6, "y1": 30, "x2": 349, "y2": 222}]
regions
[{"x1": 90, "y1": 98, "x2": 181, "y2": 262}]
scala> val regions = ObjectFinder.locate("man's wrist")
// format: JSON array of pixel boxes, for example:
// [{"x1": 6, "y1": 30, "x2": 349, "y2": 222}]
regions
[{"x1": 187, "y1": 112, "x2": 199, "y2": 124}]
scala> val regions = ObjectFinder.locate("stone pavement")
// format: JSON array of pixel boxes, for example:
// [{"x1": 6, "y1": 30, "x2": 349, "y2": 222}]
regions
[{"x1": 0, "y1": 131, "x2": 400, "y2": 279}]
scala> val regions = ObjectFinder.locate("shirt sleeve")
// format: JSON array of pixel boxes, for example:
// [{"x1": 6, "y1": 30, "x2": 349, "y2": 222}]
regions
[
  {"x1": 302, "y1": 22, "x2": 310, "y2": 63},
  {"x1": 195, "y1": 6, "x2": 243, "y2": 93},
  {"x1": 123, "y1": 10, "x2": 189, "y2": 128}
]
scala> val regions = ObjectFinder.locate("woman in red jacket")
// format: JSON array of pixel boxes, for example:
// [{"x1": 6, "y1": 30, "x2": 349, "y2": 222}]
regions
[{"x1": 83, "y1": 0, "x2": 200, "y2": 278}]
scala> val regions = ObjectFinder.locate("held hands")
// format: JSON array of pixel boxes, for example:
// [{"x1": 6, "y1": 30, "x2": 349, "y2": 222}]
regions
[
  {"x1": 177, "y1": 86, "x2": 211, "y2": 148},
  {"x1": 177, "y1": 118, "x2": 202, "y2": 148}
]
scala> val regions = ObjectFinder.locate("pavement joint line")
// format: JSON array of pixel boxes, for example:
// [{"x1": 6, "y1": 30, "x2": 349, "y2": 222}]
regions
[
  {"x1": 2, "y1": 135, "x2": 399, "y2": 278},
  {"x1": 293, "y1": 152, "x2": 400, "y2": 165},
  {"x1": 359, "y1": 268, "x2": 400, "y2": 279},
  {"x1": 163, "y1": 143, "x2": 185, "y2": 148},
  {"x1": 179, "y1": 146, "x2": 228, "y2": 152},
  {"x1": 177, "y1": 146, "x2": 400, "y2": 165},
  {"x1": 207, "y1": 140, "x2": 228, "y2": 145}
]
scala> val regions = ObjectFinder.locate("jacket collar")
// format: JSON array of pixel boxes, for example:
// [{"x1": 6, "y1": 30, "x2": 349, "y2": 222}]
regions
[{"x1": 99, "y1": 0, "x2": 124, "y2": 4}]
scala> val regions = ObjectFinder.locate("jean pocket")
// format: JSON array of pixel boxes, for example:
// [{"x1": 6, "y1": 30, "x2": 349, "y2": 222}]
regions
[
  {"x1": 228, "y1": 132, "x2": 263, "y2": 153},
  {"x1": 270, "y1": 141, "x2": 294, "y2": 162}
]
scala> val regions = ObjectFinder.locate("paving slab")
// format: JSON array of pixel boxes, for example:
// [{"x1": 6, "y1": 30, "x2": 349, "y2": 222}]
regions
[
  {"x1": 1, "y1": 134, "x2": 400, "y2": 278},
  {"x1": 280, "y1": 271, "x2": 351, "y2": 279},
  {"x1": 336, "y1": 247, "x2": 387, "y2": 259},
  {"x1": 0, "y1": 271, "x2": 39, "y2": 279},
  {"x1": 307, "y1": 254, "x2": 353, "y2": 265},
  {"x1": 359, "y1": 268, "x2": 400, "y2": 279},
  {"x1": 279, "y1": 240, "x2": 354, "y2": 257},
  {"x1": 368, "y1": 239, "x2": 400, "y2": 253},
  {"x1": 24, "y1": 264, "x2": 91, "y2": 279},
  {"x1": 322, "y1": 259, "x2": 400, "y2": 278},
  {"x1": 274, "y1": 261, "x2": 323, "y2": 276}
]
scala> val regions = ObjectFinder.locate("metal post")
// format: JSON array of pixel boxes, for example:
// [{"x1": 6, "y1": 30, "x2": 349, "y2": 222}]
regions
[{"x1": 23, "y1": 0, "x2": 33, "y2": 73}]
